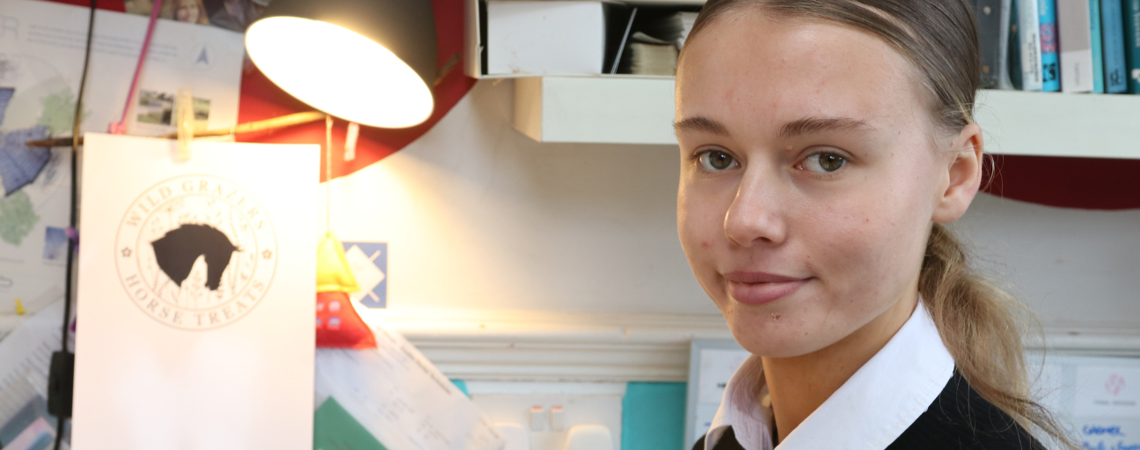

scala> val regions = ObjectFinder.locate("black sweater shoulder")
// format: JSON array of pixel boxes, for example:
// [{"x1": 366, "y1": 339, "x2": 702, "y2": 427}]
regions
[
  {"x1": 887, "y1": 371, "x2": 1045, "y2": 450},
  {"x1": 693, "y1": 372, "x2": 1045, "y2": 450}
]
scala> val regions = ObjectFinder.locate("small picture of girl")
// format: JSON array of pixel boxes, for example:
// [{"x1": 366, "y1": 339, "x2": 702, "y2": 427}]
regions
[{"x1": 173, "y1": 0, "x2": 209, "y2": 25}]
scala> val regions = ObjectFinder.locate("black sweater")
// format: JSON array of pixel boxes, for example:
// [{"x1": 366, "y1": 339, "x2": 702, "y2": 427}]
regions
[{"x1": 693, "y1": 372, "x2": 1045, "y2": 450}]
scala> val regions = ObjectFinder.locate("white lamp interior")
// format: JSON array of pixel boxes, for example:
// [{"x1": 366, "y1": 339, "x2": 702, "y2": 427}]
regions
[{"x1": 246, "y1": 17, "x2": 434, "y2": 128}]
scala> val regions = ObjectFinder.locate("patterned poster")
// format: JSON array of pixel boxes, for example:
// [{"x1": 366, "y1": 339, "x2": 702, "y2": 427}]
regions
[
  {"x1": 0, "y1": 0, "x2": 244, "y2": 326},
  {"x1": 73, "y1": 134, "x2": 318, "y2": 450}
]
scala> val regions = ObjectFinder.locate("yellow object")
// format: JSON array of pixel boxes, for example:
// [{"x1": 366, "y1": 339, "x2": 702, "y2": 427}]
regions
[
  {"x1": 316, "y1": 232, "x2": 361, "y2": 293},
  {"x1": 15, "y1": 298, "x2": 25, "y2": 315}
]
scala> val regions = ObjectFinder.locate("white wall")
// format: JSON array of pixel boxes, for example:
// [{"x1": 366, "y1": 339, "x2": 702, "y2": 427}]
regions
[
  {"x1": 329, "y1": 79, "x2": 712, "y2": 317},
  {"x1": 954, "y1": 195, "x2": 1140, "y2": 331},
  {"x1": 328, "y1": 79, "x2": 1139, "y2": 355}
]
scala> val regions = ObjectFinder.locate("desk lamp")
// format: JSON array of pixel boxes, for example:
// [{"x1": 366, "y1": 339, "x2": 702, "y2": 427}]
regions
[{"x1": 245, "y1": 0, "x2": 437, "y2": 128}]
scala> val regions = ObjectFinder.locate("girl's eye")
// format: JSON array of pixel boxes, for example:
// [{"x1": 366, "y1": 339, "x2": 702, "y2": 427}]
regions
[
  {"x1": 802, "y1": 152, "x2": 847, "y2": 173},
  {"x1": 697, "y1": 150, "x2": 739, "y2": 171}
]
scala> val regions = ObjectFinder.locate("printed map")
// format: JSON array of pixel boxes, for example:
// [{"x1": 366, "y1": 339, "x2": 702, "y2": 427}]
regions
[{"x1": 0, "y1": 52, "x2": 75, "y2": 318}]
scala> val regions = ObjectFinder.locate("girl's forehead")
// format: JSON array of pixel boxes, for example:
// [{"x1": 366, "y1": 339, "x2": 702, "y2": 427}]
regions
[{"x1": 676, "y1": 11, "x2": 927, "y2": 135}]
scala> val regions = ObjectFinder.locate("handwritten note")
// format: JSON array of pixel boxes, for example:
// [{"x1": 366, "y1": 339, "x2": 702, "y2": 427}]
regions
[{"x1": 1076, "y1": 420, "x2": 1140, "y2": 450}]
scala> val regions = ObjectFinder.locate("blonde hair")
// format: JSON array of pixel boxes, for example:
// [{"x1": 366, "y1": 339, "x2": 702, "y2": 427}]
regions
[{"x1": 684, "y1": 1, "x2": 1075, "y2": 447}]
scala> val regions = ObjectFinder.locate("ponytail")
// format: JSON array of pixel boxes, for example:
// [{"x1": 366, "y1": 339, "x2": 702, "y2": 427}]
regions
[{"x1": 921, "y1": 223, "x2": 1076, "y2": 449}]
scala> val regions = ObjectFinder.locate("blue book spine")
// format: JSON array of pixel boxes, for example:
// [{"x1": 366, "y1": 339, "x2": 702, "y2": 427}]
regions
[
  {"x1": 1040, "y1": 0, "x2": 1062, "y2": 90},
  {"x1": 1124, "y1": 0, "x2": 1140, "y2": 92},
  {"x1": 1091, "y1": 0, "x2": 1106, "y2": 92},
  {"x1": 1103, "y1": 0, "x2": 1129, "y2": 92}
]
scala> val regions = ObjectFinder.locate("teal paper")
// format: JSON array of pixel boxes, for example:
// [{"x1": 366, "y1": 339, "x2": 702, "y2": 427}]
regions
[
  {"x1": 622, "y1": 382, "x2": 687, "y2": 450},
  {"x1": 451, "y1": 379, "x2": 470, "y2": 397}
]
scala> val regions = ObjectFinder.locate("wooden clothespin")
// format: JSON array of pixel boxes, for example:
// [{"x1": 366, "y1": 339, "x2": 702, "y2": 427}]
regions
[
  {"x1": 344, "y1": 122, "x2": 359, "y2": 162},
  {"x1": 176, "y1": 89, "x2": 195, "y2": 161}
]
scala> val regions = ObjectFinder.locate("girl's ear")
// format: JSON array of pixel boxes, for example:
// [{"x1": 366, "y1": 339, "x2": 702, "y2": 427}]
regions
[{"x1": 932, "y1": 122, "x2": 984, "y2": 224}]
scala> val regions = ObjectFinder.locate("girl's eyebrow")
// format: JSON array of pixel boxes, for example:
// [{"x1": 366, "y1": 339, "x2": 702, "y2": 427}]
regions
[
  {"x1": 673, "y1": 115, "x2": 874, "y2": 139},
  {"x1": 673, "y1": 116, "x2": 731, "y2": 137},
  {"x1": 778, "y1": 116, "x2": 873, "y2": 139}
]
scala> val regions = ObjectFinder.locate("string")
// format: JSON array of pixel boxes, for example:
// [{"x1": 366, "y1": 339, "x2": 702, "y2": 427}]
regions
[
  {"x1": 55, "y1": 1, "x2": 97, "y2": 448},
  {"x1": 325, "y1": 115, "x2": 332, "y2": 235},
  {"x1": 109, "y1": 0, "x2": 164, "y2": 134}
]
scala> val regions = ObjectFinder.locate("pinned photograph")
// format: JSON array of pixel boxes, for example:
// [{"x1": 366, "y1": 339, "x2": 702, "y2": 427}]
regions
[
  {"x1": 136, "y1": 90, "x2": 210, "y2": 127},
  {"x1": 136, "y1": 90, "x2": 175, "y2": 125},
  {"x1": 124, "y1": 0, "x2": 270, "y2": 31},
  {"x1": 42, "y1": 226, "x2": 66, "y2": 261}
]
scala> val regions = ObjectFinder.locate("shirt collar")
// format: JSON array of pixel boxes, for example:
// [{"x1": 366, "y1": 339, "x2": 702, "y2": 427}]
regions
[{"x1": 704, "y1": 299, "x2": 955, "y2": 450}]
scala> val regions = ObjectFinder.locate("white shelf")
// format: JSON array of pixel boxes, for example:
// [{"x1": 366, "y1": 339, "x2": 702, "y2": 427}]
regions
[{"x1": 513, "y1": 76, "x2": 1140, "y2": 159}]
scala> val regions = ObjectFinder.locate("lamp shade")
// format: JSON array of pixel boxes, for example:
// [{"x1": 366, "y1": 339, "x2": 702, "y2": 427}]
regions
[{"x1": 246, "y1": 0, "x2": 437, "y2": 128}]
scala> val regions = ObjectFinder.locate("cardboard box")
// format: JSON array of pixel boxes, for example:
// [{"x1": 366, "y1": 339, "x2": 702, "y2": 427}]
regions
[{"x1": 486, "y1": 1, "x2": 605, "y2": 75}]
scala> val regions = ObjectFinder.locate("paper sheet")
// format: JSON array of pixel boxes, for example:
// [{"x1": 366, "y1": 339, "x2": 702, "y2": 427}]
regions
[
  {"x1": 691, "y1": 348, "x2": 749, "y2": 441},
  {"x1": 315, "y1": 320, "x2": 506, "y2": 450},
  {"x1": 1075, "y1": 420, "x2": 1140, "y2": 450},
  {"x1": 1076, "y1": 366, "x2": 1140, "y2": 419},
  {"x1": 1028, "y1": 355, "x2": 1140, "y2": 449},
  {"x1": 73, "y1": 134, "x2": 318, "y2": 450},
  {"x1": 0, "y1": 299, "x2": 62, "y2": 430}
]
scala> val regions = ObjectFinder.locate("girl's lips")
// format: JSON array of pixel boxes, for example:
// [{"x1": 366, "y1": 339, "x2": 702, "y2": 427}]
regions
[{"x1": 723, "y1": 271, "x2": 809, "y2": 305}]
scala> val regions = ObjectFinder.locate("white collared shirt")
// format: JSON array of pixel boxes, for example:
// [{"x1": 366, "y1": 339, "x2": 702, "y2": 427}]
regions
[{"x1": 703, "y1": 299, "x2": 955, "y2": 450}]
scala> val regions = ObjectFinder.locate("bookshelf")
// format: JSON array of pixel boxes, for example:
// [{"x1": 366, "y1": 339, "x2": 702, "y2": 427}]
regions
[{"x1": 512, "y1": 75, "x2": 1140, "y2": 159}]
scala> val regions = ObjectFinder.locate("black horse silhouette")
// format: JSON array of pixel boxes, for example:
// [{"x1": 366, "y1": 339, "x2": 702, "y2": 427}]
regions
[{"x1": 150, "y1": 224, "x2": 238, "y2": 291}]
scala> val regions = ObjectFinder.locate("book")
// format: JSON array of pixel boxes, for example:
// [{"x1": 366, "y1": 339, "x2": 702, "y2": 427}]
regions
[
  {"x1": 1039, "y1": 0, "x2": 1061, "y2": 91},
  {"x1": 676, "y1": 11, "x2": 699, "y2": 48},
  {"x1": 1058, "y1": 0, "x2": 1095, "y2": 91},
  {"x1": 975, "y1": 0, "x2": 1005, "y2": 88},
  {"x1": 1091, "y1": 0, "x2": 1106, "y2": 93},
  {"x1": 999, "y1": 0, "x2": 1016, "y2": 89},
  {"x1": 1009, "y1": 0, "x2": 1025, "y2": 89},
  {"x1": 629, "y1": 32, "x2": 679, "y2": 75},
  {"x1": 1019, "y1": 0, "x2": 1045, "y2": 89},
  {"x1": 613, "y1": 10, "x2": 695, "y2": 75},
  {"x1": 1123, "y1": 0, "x2": 1140, "y2": 92},
  {"x1": 1103, "y1": 0, "x2": 1130, "y2": 92}
]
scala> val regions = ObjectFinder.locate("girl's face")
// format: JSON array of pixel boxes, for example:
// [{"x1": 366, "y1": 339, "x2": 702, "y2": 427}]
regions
[
  {"x1": 176, "y1": 0, "x2": 200, "y2": 22},
  {"x1": 676, "y1": 11, "x2": 976, "y2": 358}
]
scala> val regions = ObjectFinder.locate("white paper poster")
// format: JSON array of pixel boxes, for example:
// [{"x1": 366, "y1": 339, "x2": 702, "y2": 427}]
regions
[
  {"x1": 1076, "y1": 366, "x2": 1140, "y2": 419},
  {"x1": 73, "y1": 134, "x2": 318, "y2": 450},
  {"x1": 0, "y1": 0, "x2": 243, "y2": 327}
]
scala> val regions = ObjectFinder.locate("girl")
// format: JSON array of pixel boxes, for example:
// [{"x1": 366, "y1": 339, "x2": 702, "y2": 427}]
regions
[
  {"x1": 174, "y1": 0, "x2": 210, "y2": 25},
  {"x1": 674, "y1": 1, "x2": 1072, "y2": 448}
]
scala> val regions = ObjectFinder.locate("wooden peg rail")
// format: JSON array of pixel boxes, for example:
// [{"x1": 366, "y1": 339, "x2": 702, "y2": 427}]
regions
[{"x1": 24, "y1": 111, "x2": 329, "y2": 148}]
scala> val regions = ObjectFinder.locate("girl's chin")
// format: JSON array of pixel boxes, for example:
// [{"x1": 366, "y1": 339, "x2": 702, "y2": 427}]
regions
[{"x1": 725, "y1": 313, "x2": 839, "y2": 358}]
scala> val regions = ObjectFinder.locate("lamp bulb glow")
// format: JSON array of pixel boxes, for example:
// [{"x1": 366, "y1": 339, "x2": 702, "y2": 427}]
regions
[{"x1": 246, "y1": 17, "x2": 434, "y2": 128}]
